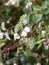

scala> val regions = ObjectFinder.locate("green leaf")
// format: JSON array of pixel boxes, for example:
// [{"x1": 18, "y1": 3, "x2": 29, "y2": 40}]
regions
[
  {"x1": 20, "y1": 14, "x2": 27, "y2": 21},
  {"x1": 0, "y1": 42, "x2": 5, "y2": 48},
  {"x1": 46, "y1": 0, "x2": 49, "y2": 6},
  {"x1": 24, "y1": 50, "x2": 30, "y2": 58},
  {"x1": 14, "y1": 22, "x2": 23, "y2": 33},
  {"x1": 33, "y1": 5, "x2": 41, "y2": 11},
  {"x1": 20, "y1": 14, "x2": 29, "y2": 25},
  {"x1": 37, "y1": 0, "x2": 44, "y2": 5},
  {"x1": 24, "y1": 38, "x2": 36, "y2": 49},
  {"x1": 44, "y1": 8, "x2": 49, "y2": 14},
  {"x1": 14, "y1": 0, "x2": 20, "y2": 7},
  {"x1": 0, "y1": 39, "x2": 5, "y2": 43},
  {"x1": 29, "y1": 14, "x2": 42, "y2": 24},
  {"x1": 41, "y1": 1, "x2": 48, "y2": 9},
  {"x1": 34, "y1": 14, "x2": 42, "y2": 22},
  {"x1": 1, "y1": 22, "x2": 6, "y2": 31}
]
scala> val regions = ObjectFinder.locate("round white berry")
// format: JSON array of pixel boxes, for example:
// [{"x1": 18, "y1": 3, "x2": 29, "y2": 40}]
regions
[
  {"x1": 0, "y1": 31, "x2": 4, "y2": 39},
  {"x1": 21, "y1": 30, "x2": 27, "y2": 37},
  {"x1": 14, "y1": 63, "x2": 17, "y2": 65},
  {"x1": 4, "y1": 0, "x2": 16, "y2": 6},
  {"x1": 14, "y1": 33, "x2": 20, "y2": 40},
  {"x1": 10, "y1": 0, "x2": 16, "y2": 5},
  {"x1": 4, "y1": 32, "x2": 11, "y2": 40},
  {"x1": 37, "y1": 62, "x2": 41, "y2": 65},
  {"x1": 42, "y1": 30, "x2": 46, "y2": 35},
  {"x1": 7, "y1": 20, "x2": 10, "y2": 24},
  {"x1": 24, "y1": 27, "x2": 30, "y2": 33}
]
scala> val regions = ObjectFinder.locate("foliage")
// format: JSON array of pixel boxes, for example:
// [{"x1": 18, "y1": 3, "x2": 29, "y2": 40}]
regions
[{"x1": 0, "y1": 0, "x2": 49, "y2": 65}]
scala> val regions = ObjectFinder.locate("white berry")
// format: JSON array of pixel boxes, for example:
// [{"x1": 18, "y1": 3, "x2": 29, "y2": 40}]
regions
[
  {"x1": 0, "y1": 31, "x2": 4, "y2": 39},
  {"x1": 14, "y1": 63, "x2": 17, "y2": 65},
  {"x1": 10, "y1": 0, "x2": 16, "y2": 5},
  {"x1": 37, "y1": 62, "x2": 41, "y2": 65},
  {"x1": 42, "y1": 30, "x2": 46, "y2": 35},
  {"x1": 24, "y1": 27, "x2": 30, "y2": 33},
  {"x1": 21, "y1": 30, "x2": 27, "y2": 37},
  {"x1": 14, "y1": 33, "x2": 20, "y2": 40},
  {"x1": 4, "y1": 0, "x2": 16, "y2": 5},
  {"x1": 4, "y1": 32, "x2": 11, "y2": 40}
]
